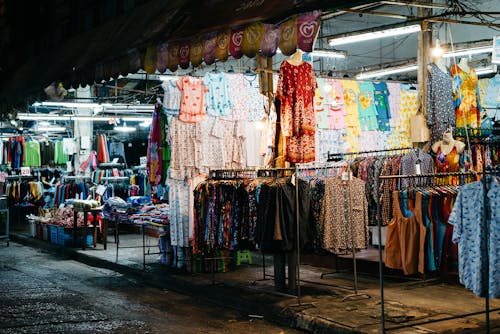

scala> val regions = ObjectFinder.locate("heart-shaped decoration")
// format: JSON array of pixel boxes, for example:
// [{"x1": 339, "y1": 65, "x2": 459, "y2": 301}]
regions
[
  {"x1": 247, "y1": 30, "x2": 261, "y2": 44},
  {"x1": 232, "y1": 32, "x2": 243, "y2": 46},
  {"x1": 299, "y1": 22, "x2": 317, "y2": 38},
  {"x1": 217, "y1": 35, "x2": 229, "y2": 49}
]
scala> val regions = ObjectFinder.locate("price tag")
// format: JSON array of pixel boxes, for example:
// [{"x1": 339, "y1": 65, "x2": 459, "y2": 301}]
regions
[
  {"x1": 112, "y1": 158, "x2": 119, "y2": 163},
  {"x1": 140, "y1": 156, "x2": 147, "y2": 166},
  {"x1": 96, "y1": 185, "x2": 106, "y2": 196},
  {"x1": 415, "y1": 163, "x2": 421, "y2": 175},
  {"x1": 291, "y1": 173, "x2": 296, "y2": 186},
  {"x1": 341, "y1": 171, "x2": 352, "y2": 181},
  {"x1": 20, "y1": 167, "x2": 31, "y2": 176}
]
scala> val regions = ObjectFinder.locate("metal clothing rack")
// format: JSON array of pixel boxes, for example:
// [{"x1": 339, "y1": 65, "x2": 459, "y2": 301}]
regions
[
  {"x1": 327, "y1": 147, "x2": 413, "y2": 161},
  {"x1": 375, "y1": 170, "x2": 498, "y2": 333}
]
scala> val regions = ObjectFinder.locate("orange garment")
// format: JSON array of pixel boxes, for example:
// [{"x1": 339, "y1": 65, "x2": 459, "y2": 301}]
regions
[
  {"x1": 451, "y1": 64, "x2": 481, "y2": 129},
  {"x1": 384, "y1": 191, "x2": 426, "y2": 275},
  {"x1": 434, "y1": 145, "x2": 460, "y2": 185}
]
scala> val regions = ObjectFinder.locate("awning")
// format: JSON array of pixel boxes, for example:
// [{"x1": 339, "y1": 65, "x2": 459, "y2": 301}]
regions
[{"x1": 0, "y1": 0, "x2": 375, "y2": 105}]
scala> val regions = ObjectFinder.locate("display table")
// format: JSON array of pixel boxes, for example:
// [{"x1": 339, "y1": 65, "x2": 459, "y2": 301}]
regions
[{"x1": 72, "y1": 207, "x2": 105, "y2": 250}]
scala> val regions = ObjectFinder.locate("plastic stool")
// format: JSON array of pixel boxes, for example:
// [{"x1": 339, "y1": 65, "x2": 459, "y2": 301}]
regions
[{"x1": 236, "y1": 250, "x2": 252, "y2": 265}]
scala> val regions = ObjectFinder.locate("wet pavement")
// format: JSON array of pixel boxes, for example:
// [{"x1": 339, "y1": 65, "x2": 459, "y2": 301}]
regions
[{"x1": 0, "y1": 242, "x2": 304, "y2": 334}]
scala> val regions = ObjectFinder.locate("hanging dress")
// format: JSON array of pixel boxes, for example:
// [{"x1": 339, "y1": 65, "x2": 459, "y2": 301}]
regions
[
  {"x1": 146, "y1": 104, "x2": 163, "y2": 186},
  {"x1": 451, "y1": 64, "x2": 481, "y2": 129}
]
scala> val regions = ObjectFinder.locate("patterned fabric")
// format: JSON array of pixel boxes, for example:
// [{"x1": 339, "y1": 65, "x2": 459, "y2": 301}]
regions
[
  {"x1": 319, "y1": 177, "x2": 368, "y2": 254},
  {"x1": 373, "y1": 82, "x2": 391, "y2": 131},
  {"x1": 341, "y1": 80, "x2": 361, "y2": 152},
  {"x1": 316, "y1": 129, "x2": 347, "y2": 162},
  {"x1": 162, "y1": 80, "x2": 181, "y2": 116},
  {"x1": 426, "y1": 63, "x2": 455, "y2": 144},
  {"x1": 357, "y1": 82, "x2": 379, "y2": 131},
  {"x1": 451, "y1": 64, "x2": 481, "y2": 129},
  {"x1": 387, "y1": 82, "x2": 401, "y2": 128},
  {"x1": 399, "y1": 149, "x2": 434, "y2": 189},
  {"x1": 243, "y1": 73, "x2": 266, "y2": 121},
  {"x1": 397, "y1": 88, "x2": 419, "y2": 138},
  {"x1": 277, "y1": 60, "x2": 317, "y2": 163},
  {"x1": 146, "y1": 105, "x2": 163, "y2": 186},
  {"x1": 449, "y1": 180, "x2": 500, "y2": 298},
  {"x1": 168, "y1": 117, "x2": 199, "y2": 180},
  {"x1": 203, "y1": 72, "x2": 232, "y2": 117},
  {"x1": 168, "y1": 179, "x2": 190, "y2": 247},
  {"x1": 226, "y1": 73, "x2": 251, "y2": 120},
  {"x1": 484, "y1": 74, "x2": 500, "y2": 114},
  {"x1": 177, "y1": 76, "x2": 208, "y2": 123}
]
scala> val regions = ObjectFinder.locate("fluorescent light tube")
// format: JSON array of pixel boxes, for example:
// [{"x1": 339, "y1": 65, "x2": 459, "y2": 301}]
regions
[
  {"x1": 475, "y1": 65, "x2": 497, "y2": 76},
  {"x1": 443, "y1": 46, "x2": 493, "y2": 58},
  {"x1": 36, "y1": 126, "x2": 66, "y2": 132},
  {"x1": 114, "y1": 122, "x2": 136, "y2": 132},
  {"x1": 311, "y1": 50, "x2": 347, "y2": 59},
  {"x1": 40, "y1": 102, "x2": 112, "y2": 108},
  {"x1": 18, "y1": 114, "x2": 71, "y2": 121},
  {"x1": 121, "y1": 117, "x2": 152, "y2": 121},
  {"x1": 328, "y1": 24, "x2": 421, "y2": 46},
  {"x1": 72, "y1": 116, "x2": 112, "y2": 121},
  {"x1": 356, "y1": 64, "x2": 418, "y2": 79}
]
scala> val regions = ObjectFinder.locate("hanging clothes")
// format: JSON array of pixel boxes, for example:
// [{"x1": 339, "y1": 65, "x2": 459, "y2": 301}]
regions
[
  {"x1": 426, "y1": 63, "x2": 455, "y2": 144},
  {"x1": 449, "y1": 179, "x2": 500, "y2": 298},
  {"x1": 451, "y1": 64, "x2": 481, "y2": 129},
  {"x1": 146, "y1": 104, "x2": 163, "y2": 186},
  {"x1": 276, "y1": 60, "x2": 317, "y2": 163},
  {"x1": 319, "y1": 176, "x2": 368, "y2": 254}
]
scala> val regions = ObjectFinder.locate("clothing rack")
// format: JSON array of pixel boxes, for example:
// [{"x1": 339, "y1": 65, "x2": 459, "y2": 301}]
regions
[
  {"x1": 327, "y1": 147, "x2": 413, "y2": 161},
  {"x1": 375, "y1": 170, "x2": 498, "y2": 333},
  {"x1": 98, "y1": 162, "x2": 127, "y2": 169},
  {"x1": 63, "y1": 175, "x2": 91, "y2": 181}
]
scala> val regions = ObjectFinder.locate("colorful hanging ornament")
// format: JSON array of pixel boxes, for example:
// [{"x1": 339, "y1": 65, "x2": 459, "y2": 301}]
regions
[
  {"x1": 157, "y1": 43, "x2": 168, "y2": 73},
  {"x1": 190, "y1": 36, "x2": 204, "y2": 67},
  {"x1": 178, "y1": 41, "x2": 191, "y2": 69},
  {"x1": 297, "y1": 10, "x2": 321, "y2": 52},
  {"x1": 144, "y1": 46, "x2": 157, "y2": 74},
  {"x1": 229, "y1": 27, "x2": 244, "y2": 59},
  {"x1": 260, "y1": 23, "x2": 282, "y2": 57},
  {"x1": 203, "y1": 32, "x2": 217, "y2": 65},
  {"x1": 215, "y1": 30, "x2": 230, "y2": 62},
  {"x1": 167, "y1": 43, "x2": 180, "y2": 72},
  {"x1": 279, "y1": 17, "x2": 297, "y2": 56},
  {"x1": 242, "y1": 22, "x2": 264, "y2": 58}
]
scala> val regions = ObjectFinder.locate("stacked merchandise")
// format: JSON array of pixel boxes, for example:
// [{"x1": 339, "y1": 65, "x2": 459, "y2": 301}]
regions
[
  {"x1": 54, "y1": 182, "x2": 90, "y2": 207},
  {"x1": 129, "y1": 203, "x2": 170, "y2": 226},
  {"x1": 101, "y1": 197, "x2": 131, "y2": 223}
]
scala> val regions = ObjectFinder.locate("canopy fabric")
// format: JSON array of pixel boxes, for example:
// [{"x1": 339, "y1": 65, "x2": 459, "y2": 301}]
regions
[{"x1": 0, "y1": 0, "x2": 375, "y2": 104}]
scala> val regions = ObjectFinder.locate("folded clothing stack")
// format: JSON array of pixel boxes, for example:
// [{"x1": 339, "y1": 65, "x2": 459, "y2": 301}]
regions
[
  {"x1": 102, "y1": 197, "x2": 131, "y2": 223},
  {"x1": 130, "y1": 203, "x2": 170, "y2": 226}
]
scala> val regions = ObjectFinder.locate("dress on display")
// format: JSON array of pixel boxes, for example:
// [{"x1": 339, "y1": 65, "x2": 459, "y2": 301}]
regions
[
  {"x1": 451, "y1": 64, "x2": 481, "y2": 129},
  {"x1": 276, "y1": 60, "x2": 317, "y2": 163},
  {"x1": 426, "y1": 63, "x2": 455, "y2": 144}
]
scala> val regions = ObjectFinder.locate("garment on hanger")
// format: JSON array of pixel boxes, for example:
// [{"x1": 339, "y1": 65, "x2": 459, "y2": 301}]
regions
[
  {"x1": 23, "y1": 139, "x2": 41, "y2": 167},
  {"x1": 399, "y1": 149, "x2": 434, "y2": 189},
  {"x1": 373, "y1": 82, "x2": 391, "y2": 131},
  {"x1": 451, "y1": 64, "x2": 481, "y2": 129},
  {"x1": 449, "y1": 179, "x2": 500, "y2": 298},
  {"x1": 203, "y1": 72, "x2": 233, "y2": 117},
  {"x1": 146, "y1": 104, "x2": 163, "y2": 186},
  {"x1": 162, "y1": 79, "x2": 181, "y2": 116},
  {"x1": 426, "y1": 63, "x2": 455, "y2": 144},
  {"x1": 177, "y1": 76, "x2": 208, "y2": 123},
  {"x1": 277, "y1": 60, "x2": 317, "y2": 163}
]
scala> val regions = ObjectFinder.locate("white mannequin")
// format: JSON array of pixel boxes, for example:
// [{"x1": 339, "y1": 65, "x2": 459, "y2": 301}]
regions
[
  {"x1": 432, "y1": 129, "x2": 465, "y2": 155},
  {"x1": 431, "y1": 58, "x2": 448, "y2": 74},
  {"x1": 458, "y1": 57, "x2": 470, "y2": 72},
  {"x1": 287, "y1": 50, "x2": 303, "y2": 66}
]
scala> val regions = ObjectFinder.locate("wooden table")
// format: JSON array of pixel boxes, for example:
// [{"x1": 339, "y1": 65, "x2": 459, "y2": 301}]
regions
[{"x1": 73, "y1": 207, "x2": 106, "y2": 250}]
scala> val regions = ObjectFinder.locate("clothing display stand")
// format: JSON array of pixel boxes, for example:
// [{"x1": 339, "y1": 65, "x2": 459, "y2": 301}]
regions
[{"x1": 375, "y1": 170, "x2": 497, "y2": 334}]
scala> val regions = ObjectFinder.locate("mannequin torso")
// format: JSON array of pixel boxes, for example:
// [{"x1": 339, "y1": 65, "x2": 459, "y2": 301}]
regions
[
  {"x1": 432, "y1": 131, "x2": 465, "y2": 155},
  {"x1": 286, "y1": 50, "x2": 303, "y2": 66}
]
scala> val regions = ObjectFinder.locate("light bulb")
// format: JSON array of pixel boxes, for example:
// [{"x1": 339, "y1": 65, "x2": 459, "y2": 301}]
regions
[
  {"x1": 431, "y1": 39, "x2": 443, "y2": 58},
  {"x1": 323, "y1": 83, "x2": 332, "y2": 93}
]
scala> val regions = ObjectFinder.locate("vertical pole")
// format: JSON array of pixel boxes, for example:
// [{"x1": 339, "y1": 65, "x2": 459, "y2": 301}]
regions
[
  {"x1": 295, "y1": 165, "x2": 301, "y2": 300},
  {"x1": 375, "y1": 175, "x2": 386, "y2": 333},
  {"x1": 482, "y1": 174, "x2": 490, "y2": 333}
]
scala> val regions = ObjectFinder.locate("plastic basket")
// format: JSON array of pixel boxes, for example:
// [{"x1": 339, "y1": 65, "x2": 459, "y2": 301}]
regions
[{"x1": 49, "y1": 225, "x2": 58, "y2": 244}]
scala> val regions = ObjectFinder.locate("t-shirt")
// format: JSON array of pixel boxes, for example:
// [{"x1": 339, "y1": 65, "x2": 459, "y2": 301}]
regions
[
  {"x1": 203, "y1": 72, "x2": 232, "y2": 117},
  {"x1": 177, "y1": 77, "x2": 208, "y2": 123},
  {"x1": 162, "y1": 80, "x2": 181, "y2": 116}
]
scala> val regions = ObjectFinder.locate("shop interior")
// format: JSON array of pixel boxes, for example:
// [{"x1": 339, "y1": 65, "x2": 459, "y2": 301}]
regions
[{"x1": 0, "y1": 0, "x2": 499, "y2": 332}]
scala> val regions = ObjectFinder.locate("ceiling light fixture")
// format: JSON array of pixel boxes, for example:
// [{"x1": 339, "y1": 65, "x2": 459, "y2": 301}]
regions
[
  {"x1": 18, "y1": 114, "x2": 71, "y2": 121},
  {"x1": 355, "y1": 63, "x2": 418, "y2": 79},
  {"x1": 442, "y1": 45, "x2": 493, "y2": 58},
  {"x1": 311, "y1": 50, "x2": 347, "y2": 59},
  {"x1": 114, "y1": 122, "x2": 136, "y2": 132},
  {"x1": 35, "y1": 126, "x2": 67, "y2": 132},
  {"x1": 121, "y1": 116, "x2": 152, "y2": 121},
  {"x1": 475, "y1": 64, "x2": 497, "y2": 76},
  {"x1": 431, "y1": 39, "x2": 443, "y2": 58},
  {"x1": 328, "y1": 24, "x2": 421, "y2": 46},
  {"x1": 39, "y1": 102, "x2": 112, "y2": 108}
]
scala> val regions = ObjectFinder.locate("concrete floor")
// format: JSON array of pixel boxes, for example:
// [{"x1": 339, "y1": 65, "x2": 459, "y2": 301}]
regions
[
  {"x1": 7, "y1": 225, "x2": 500, "y2": 333},
  {"x1": 0, "y1": 241, "x2": 304, "y2": 334}
]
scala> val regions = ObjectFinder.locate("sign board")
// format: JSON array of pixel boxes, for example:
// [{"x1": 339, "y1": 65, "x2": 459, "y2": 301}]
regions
[
  {"x1": 20, "y1": 167, "x2": 31, "y2": 176},
  {"x1": 140, "y1": 156, "x2": 147, "y2": 166},
  {"x1": 493, "y1": 36, "x2": 500, "y2": 64},
  {"x1": 96, "y1": 185, "x2": 107, "y2": 196}
]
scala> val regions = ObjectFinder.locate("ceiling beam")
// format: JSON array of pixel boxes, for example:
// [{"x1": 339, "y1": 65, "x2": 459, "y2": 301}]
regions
[
  {"x1": 340, "y1": 8, "x2": 412, "y2": 19},
  {"x1": 379, "y1": 0, "x2": 451, "y2": 9}
]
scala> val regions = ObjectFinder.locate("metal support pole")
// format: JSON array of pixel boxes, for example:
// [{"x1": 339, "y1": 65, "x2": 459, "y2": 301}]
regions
[
  {"x1": 375, "y1": 172, "x2": 386, "y2": 333},
  {"x1": 482, "y1": 174, "x2": 490, "y2": 333}
]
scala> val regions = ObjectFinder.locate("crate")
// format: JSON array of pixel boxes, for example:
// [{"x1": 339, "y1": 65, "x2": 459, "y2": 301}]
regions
[
  {"x1": 57, "y1": 227, "x2": 93, "y2": 247},
  {"x1": 35, "y1": 223, "x2": 43, "y2": 240},
  {"x1": 49, "y1": 225, "x2": 58, "y2": 244}
]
